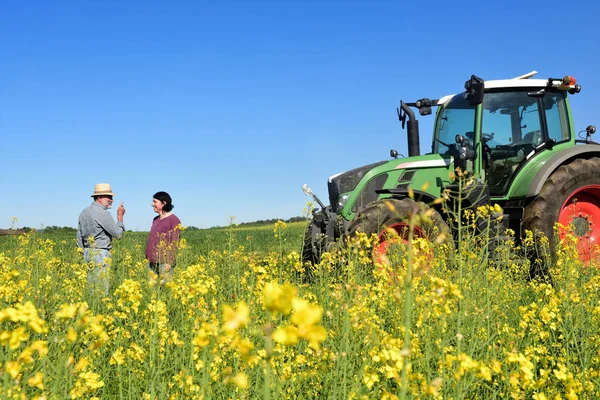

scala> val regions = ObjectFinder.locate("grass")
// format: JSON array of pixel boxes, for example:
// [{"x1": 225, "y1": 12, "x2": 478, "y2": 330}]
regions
[{"x1": 0, "y1": 216, "x2": 599, "y2": 399}]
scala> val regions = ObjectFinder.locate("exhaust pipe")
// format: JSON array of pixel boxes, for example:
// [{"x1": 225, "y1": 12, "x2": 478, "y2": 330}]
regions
[{"x1": 399, "y1": 101, "x2": 420, "y2": 157}]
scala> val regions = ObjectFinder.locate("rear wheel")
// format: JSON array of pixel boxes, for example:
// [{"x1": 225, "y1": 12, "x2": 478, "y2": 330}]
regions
[
  {"x1": 348, "y1": 198, "x2": 451, "y2": 265},
  {"x1": 523, "y1": 157, "x2": 600, "y2": 265}
]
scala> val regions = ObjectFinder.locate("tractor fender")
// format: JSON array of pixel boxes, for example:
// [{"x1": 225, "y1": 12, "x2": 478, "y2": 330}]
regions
[{"x1": 527, "y1": 145, "x2": 600, "y2": 197}]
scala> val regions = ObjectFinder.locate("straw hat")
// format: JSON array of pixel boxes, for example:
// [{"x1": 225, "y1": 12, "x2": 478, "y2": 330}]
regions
[{"x1": 91, "y1": 183, "x2": 115, "y2": 197}]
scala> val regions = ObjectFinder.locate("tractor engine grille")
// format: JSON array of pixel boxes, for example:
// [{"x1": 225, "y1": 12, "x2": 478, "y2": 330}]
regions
[{"x1": 399, "y1": 170, "x2": 416, "y2": 182}]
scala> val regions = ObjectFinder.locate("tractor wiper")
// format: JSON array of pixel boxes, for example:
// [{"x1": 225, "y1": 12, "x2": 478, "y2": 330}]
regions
[{"x1": 434, "y1": 138, "x2": 452, "y2": 148}]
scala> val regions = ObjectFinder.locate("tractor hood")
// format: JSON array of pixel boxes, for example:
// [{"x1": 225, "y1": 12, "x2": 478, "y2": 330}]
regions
[{"x1": 328, "y1": 154, "x2": 454, "y2": 216}]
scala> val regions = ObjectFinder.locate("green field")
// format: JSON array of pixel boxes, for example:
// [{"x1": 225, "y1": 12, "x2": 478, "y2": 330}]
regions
[{"x1": 0, "y1": 218, "x2": 599, "y2": 399}]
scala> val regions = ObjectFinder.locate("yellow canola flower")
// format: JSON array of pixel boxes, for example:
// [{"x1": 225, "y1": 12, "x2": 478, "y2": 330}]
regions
[
  {"x1": 192, "y1": 323, "x2": 214, "y2": 349},
  {"x1": 3, "y1": 326, "x2": 29, "y2": 350},
  {"x1": 0, "y1": 331, "x2": 10, "y2": 345},
  {"x1": 232, "y1": 337, "x2": 254, "y2": 360},
  {"x1": 89, "y1": 316, "x2": 105, "y2": 336},
  {"x1": 425, "y1": 377, "x2": 443, "y2": 396},
  {"x1": 272, "y1": 325, "x2": 299, "y2": 346},
  {"x1": 74, "y1": 357, "x2": 89, "y2": 373},
  {"x1": 222, "y1": 302, "x2": 250, "y2": 333},
  {"x1": 302, "y1": 325, "x2": 327, "y2": 350},
  {"x1": 363, "y1": 367, "x2": 380, "y2": 389},
  {"x1": 56, "y1": 304, "x2": 79, "y2": 320},
  {"x1": 169, "y1": 330, "x2": 184, "y2": 346},
  {"x1": 20, "y1": 339, "x2": 47, "y2": 359},
  {"x1": 0, "y1": 302, "x2": 48, "y2": 334},
  {"x1": 263, "y1": 281, "x2": 296, "y2": 315},
  {"x1": 70, "y1": 371, "x2": 105, "y2": 398},
  {"x1": 67, "y1": 327, "x2": 77, "y2": 343},
  {"x1": 433, "y1": 197, "x2": 445, "y2": 205},
  {"x1": 28, "y1": 319, "x2": 46, "y2": 334},
  {"x1": 273, "y1": 220, "x2": 287, "y2": 238},
  {"x1": 491, "y1": 360, "x2": 502, "y2": 374},
  {"x1": 478, "y1": 365, "x2": 492, "y2": 381},
  {"x1": 17, "y1": 347, "x2": 35, "y2": 364},
  {"x1": 110, "y1": 348, "x2": 125, "y2": 366},
  {"x1": 553, "y1": 363, "x2": 568, "y2": 381},
  {"x1": 27, "y1": 372, "x2": 44, "y2": 390},
  {"x1": 282, "y1": 297, "x2": 328, "y2": 349},
  {"x1": 5, "y1": 361, "x2": 20, "y2": 379},
  {"x1": 232, "y1": 372, "x2": 249, "y2": 389},
  {"x1": 291, "y1": 298, "x2": 322, "y2": 327}
]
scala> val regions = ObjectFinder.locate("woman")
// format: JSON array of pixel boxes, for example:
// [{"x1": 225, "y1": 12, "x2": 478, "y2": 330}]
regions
[{"x1": 146, "y1": 191, "x2": 181, "y2": 277}]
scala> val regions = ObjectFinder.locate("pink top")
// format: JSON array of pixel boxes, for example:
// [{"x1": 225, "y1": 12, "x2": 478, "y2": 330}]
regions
[{"x1": 145, "y1": 214, "x2": 181, "y2": 263}]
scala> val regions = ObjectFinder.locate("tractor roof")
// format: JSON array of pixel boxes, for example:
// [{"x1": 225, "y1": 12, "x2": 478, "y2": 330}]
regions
[
  {"x1": 484, "y1": 70, "x2": 547, "y2": 89},
  {"x1": 438, "y1": 71, "x2": 578, "y2": 105}
]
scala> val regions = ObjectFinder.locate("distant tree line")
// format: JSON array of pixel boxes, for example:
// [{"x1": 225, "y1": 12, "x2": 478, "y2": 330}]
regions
[
  {"x1": 41, "y1": 226, "x2": 77, "y2": 233},
  {"x1": 0, "y1": 226, "x2": 77, "y2": 234},
  {"x1": 234, "y1": 216, "x2": 308, "y2": 228},
  {"x1": 186, "y1": 216, "x2": 308, "y2": 230}
]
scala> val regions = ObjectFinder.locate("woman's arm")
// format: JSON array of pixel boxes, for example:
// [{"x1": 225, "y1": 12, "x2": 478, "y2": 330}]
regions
[{"x1": 162, "y1": 217, "x2": 182, "y2": 265}]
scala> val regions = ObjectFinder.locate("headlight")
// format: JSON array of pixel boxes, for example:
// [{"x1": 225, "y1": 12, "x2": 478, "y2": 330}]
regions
[{"x1": 337, "y1": 194, "x2": 350, "y2": 211}]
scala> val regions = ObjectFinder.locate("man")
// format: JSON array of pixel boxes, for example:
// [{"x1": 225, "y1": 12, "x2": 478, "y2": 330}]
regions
[{"x1": 76, "y1": 183, "x2": 126, "y2": 294}]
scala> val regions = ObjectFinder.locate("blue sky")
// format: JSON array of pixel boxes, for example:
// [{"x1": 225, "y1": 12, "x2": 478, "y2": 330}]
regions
[{"x1": 2, "y1": 0, "x2": 599, "y2": 230}]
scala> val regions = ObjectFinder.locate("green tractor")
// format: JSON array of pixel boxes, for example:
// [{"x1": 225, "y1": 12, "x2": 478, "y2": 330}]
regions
[{"x1": 302, "y1": 71, "x2": 599, "y2": 268}]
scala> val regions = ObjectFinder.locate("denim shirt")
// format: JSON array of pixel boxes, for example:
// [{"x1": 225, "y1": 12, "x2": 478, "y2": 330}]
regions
[{"x1": 76, "y1": 202, "x2": 125, "y2": 250}]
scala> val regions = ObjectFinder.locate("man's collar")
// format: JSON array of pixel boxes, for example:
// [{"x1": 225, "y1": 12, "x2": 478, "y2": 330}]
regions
[{"x1": 91, "y1": 202, "x2": 108, "y2": 210}]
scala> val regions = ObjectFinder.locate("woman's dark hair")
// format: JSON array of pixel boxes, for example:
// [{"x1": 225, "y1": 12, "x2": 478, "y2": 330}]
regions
[{"x1": 154, "y1": 191, "x2": 174, "y2": 212}]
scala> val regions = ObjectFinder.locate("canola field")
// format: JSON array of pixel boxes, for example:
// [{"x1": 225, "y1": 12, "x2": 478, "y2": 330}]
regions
[{"x1": 0, "y1": 216, "x2": 599, "y2": 399}]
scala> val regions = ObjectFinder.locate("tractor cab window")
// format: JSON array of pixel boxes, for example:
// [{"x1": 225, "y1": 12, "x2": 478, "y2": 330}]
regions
[
  {"x1": 433, "y1": 95, "x2": 476, "y2": 155},
  {"x1": 483, "y1": 91, "x2": 551, "y2": 195},
  {"x1": 544, "y1": 92, "x2": 570, "y2": 143}
]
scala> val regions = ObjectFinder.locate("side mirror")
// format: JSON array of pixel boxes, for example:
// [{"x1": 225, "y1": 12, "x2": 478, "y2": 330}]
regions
[
  {"x1": 585, "y1": 125, "x2": 596, "y2": 143},
  {"x1": 464, "y1": 75, "x2": 485, "y2": 105},
  {"x1": 454, "y1": 134, "x2": 475, "y2": 160},
  {"x1": 587, "y1": 125, "x2": 597, "y2": 135}
]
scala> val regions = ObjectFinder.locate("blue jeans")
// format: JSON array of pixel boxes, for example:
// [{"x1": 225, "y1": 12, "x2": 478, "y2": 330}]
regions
[{"x1": 84, "y1": 248, "x2": 111, "y2": 295}]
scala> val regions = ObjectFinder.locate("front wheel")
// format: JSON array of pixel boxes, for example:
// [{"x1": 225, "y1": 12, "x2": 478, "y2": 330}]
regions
[
  {"x1": 302, "y1": 222, "x2": 322, "y2": 266},
  {"x1": 348, "y1": 198, "x2": 451, "y2": 265},
  {"x1": 523, "y1": 157, "x2": 600, "y2": 265}
]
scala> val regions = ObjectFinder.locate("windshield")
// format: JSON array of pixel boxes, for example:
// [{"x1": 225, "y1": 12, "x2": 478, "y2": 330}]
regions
[{"x1": 433, "y1": 95, "x2": 476, "y2": 155}]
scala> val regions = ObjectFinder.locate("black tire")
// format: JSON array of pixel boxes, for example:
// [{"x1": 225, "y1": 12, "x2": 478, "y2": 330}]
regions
[
  {"x1": 523, "y1": 157, "x2": 600, "y2": 268},
  {"x1": 302, "y1": 223, "x2": 321, "y2": 266},
  {"x1": 301, "y1": 220, "x2": 330, "y2": 282},
  {"x1": 348, "y1": 198, "x2": 451, "y2": 259}
]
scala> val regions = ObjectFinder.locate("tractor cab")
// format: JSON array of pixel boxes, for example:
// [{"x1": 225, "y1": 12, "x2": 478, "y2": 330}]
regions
[{"x1": 432, "y1": 72, "x2": 581, "y2": 196}]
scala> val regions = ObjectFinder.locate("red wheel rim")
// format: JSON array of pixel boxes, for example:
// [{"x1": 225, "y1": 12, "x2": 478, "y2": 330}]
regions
[
  {"x1": 558, "y1": 185, "x2": 600, "y2": 262},
  {"x1": 373, "y1": 222, "x2": 428, "y2": 264}
]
